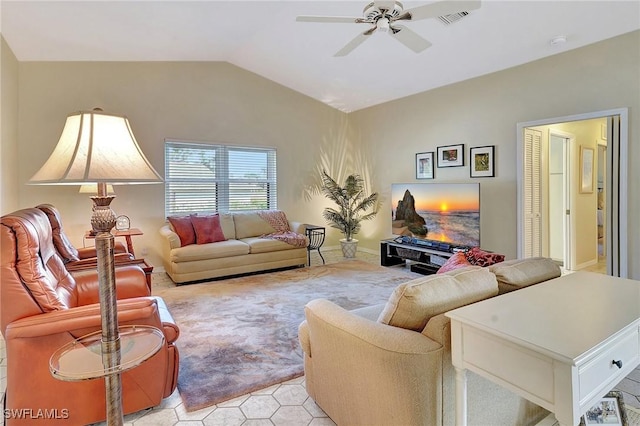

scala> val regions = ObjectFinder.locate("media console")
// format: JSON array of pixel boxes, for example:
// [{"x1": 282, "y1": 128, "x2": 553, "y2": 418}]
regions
[{"x1": 381, "y1": 237, "x2": 470, "y2": 275}]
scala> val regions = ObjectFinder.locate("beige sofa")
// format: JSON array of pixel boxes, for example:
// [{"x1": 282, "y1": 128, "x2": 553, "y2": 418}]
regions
[
  {"x1": 159, "y1": 210, "x2": 307, "y2": 284},
  {"x1": 298, "y1": 257, "x2": 561, "y2": 426}
]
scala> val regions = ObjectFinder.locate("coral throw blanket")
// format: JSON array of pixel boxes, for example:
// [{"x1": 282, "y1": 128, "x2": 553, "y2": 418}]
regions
[{"x1": 258, "y1": 211, "x2": 308, "y2": 248}]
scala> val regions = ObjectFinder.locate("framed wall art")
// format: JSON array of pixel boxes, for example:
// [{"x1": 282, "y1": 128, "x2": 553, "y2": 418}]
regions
[
  {"x1": 470, "y1": 145, "x2": 495, "y2": 178},
  {"x1": 437, "y1": 144, "x2": 464, "y2": 168},
  {"x1": 580, "y1": 146, "x2": 594, "y2": 193},
  {"x1": 415, "y1": 152, "x2": 435, "y2": 179}
]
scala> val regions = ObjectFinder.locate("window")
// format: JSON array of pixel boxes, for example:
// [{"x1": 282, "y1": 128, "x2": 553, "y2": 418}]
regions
[{"x1": 165, "y1": 141, "x2": 277, "y2": 217}]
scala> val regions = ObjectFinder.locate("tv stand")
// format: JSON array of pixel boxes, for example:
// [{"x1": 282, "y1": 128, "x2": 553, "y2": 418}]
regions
[{"x1": 381, "y1": 238, "x2": 470, "y2": 275}]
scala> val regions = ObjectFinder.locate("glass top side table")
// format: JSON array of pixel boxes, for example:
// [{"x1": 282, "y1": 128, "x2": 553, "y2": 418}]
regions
[{"x1": 50, "y1": 325, "x2": 164, "y2": 381}]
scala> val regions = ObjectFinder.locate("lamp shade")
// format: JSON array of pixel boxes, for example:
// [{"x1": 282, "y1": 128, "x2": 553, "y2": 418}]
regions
[{"x1": 29, "y1": 110, "x2": 162, "y2": 185}]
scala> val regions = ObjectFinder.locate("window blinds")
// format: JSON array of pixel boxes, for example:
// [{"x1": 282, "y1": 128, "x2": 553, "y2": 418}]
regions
[{"x1": 165, "y1": 141, "x2": 277, "y2": 217}]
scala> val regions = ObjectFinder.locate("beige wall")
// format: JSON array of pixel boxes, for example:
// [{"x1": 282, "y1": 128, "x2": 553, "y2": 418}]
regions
[
  {"x1": 0, "y1": 35, "x2": 19, "y2": 214},
  {"x1": 16, "y1": 62, "x2": 346, "y2": 266},
  {"x1": 6, "y1": 30, "x2": 640, "y2": 278},
  {"x1": 351, "y1": 31, "x2": 640, "y2": 278}
]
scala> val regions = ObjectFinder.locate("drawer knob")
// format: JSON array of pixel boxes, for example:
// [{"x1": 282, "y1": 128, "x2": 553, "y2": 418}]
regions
[{"x1": 612, "y1": 359, "x2": 623, "y2": 369}]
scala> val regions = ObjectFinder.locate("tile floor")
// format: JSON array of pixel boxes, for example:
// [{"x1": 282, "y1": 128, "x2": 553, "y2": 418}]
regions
[{"x1": 2, "y1": 249, "x2": 640, "y2": 426}]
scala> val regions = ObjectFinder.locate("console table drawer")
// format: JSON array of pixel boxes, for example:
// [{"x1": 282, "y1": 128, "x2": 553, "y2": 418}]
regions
[{"x1": 579, "y1": 327, "x2": 639, "y2": 403}]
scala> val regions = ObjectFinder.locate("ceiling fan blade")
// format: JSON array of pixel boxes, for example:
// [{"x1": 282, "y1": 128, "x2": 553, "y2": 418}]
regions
[
  {"x1": 296, "y1": 15, "x2": 362, "y2": 24},
  {"x1": 390, "y1": 25, "x2": 432, "y2": 53},
  {"x1": 334, "y1": 30, "x2": 373, "y2": 57},
  {"x1": 394, "y1": 0, "x2": 480, "y2": 22}
]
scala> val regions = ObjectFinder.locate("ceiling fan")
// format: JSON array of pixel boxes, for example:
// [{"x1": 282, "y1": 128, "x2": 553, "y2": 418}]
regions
[{"x1": 296, "y1": 0, "x2": 480, "y2": 56}]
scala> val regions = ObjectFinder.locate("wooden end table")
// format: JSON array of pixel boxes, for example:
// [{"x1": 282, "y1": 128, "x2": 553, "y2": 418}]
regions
[{"x1": 85, "y1": 228, "x2": 143, "y2": 257}]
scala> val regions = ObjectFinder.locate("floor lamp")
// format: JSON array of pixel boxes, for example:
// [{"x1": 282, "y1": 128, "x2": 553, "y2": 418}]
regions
[{"x1": 29, "y1": 109, "x2": 162, "y2": 425}]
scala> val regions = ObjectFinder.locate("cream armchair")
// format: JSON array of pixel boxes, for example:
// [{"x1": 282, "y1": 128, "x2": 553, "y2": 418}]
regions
[{"x1": 299, "y1": 263, "x2": 558, "y2": 426}]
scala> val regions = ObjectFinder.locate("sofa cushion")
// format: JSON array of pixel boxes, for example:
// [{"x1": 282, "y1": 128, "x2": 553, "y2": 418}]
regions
[
  {"x1": 466, "y1": 247, "x2": 505, "y2": 267},
  {"x1": 242, "y1": 237, "x2": 300, "y2": 254},
  {"x1": 169, "y1": 239, "x2": 250, "y2": 263},
  {"x1": 489, "y1": 257, "x2": 561, "y2": 294},
  {"x1": 168, "y1": 215, "x2": 196, "y2": 247},
  {"x1": 191, "y1": 214, "x2": 226, "y2": 244},
  {"x1": 233, "y1": 211, "x2": 277, "y2": 239},
  {"x1": 219, "y1": 213, "x2": 236, "y2": 240},
  {"x1": 437, "y1": 251, "x2": 472, "y2": 274},
  {"x1": 378, "y1": 266, "x2": 498, "y2": 332}
]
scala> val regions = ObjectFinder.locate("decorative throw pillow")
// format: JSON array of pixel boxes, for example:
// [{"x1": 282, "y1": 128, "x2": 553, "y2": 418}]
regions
[
  {"x1": 168, "y1": 215, "x2": 196, "y2": 247},
  {"x1": 465, "y1": 247, "x2": 505, "y2": 267},
  {"x1": 191, "y1": 214, "x2": 226, "y2": 244},
  {"x1": 436, "y1": 251, "x2": 472, "y2": 274}
]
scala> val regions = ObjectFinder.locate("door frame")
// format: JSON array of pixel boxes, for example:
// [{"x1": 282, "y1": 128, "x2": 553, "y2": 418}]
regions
[{"x1": 516, "y1": 108, "x2": 628, "y2": 278}]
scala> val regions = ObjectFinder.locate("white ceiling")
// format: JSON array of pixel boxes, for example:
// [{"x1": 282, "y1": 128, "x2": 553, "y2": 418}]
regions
[{"x1": 2, "y1": 1, "x2": 639, "y2": 112}]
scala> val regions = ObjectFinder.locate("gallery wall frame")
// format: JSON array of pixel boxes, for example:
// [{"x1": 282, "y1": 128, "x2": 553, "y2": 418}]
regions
[
  {"x1": 437, "y1": 144, "x2": 464, "y2": 168},
  {"x1": 470, "y1": 145, "x2": 495, "y2": 178},
  {"x1": 580, "y1": 145, "x2": 595, "y2": 193},
  {"x1": 416, "y1": 152, "x2": 435, "y2": 179}
]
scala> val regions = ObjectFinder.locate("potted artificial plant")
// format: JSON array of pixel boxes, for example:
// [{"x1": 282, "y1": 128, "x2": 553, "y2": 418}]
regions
[{"x1": 321, "y1": 170, "x2": 379, "y2": 258}]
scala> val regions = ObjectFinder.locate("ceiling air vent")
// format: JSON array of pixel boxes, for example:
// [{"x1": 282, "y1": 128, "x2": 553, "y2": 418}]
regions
[{"x1": 438, "y1": 11, "x2": 469, "y2": 25}]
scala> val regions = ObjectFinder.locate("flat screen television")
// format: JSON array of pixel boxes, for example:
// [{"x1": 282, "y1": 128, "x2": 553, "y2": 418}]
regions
[{"x1": 391, "y1": 183, "x2": 480, "y2": 247}]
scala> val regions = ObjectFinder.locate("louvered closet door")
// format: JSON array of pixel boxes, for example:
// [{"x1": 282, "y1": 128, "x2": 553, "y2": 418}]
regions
[{"x1": 523, "y1": 128, "x2": 542, "y2": 257}]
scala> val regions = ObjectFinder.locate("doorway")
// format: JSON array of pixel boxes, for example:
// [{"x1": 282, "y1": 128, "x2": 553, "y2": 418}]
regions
[{"x1": 517, "y1": 109, "x2": 628, "y2": 278}]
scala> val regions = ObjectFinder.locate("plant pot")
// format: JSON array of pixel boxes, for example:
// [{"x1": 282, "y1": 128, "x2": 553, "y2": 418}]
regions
[{"x1": 340, "y1": 238, "x2": 358, "y2": 258}]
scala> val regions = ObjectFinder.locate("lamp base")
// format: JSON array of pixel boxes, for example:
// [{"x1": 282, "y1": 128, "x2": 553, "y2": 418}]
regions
[{"x1": 91, "y1": 183, "x2": 124, "y2": 426}]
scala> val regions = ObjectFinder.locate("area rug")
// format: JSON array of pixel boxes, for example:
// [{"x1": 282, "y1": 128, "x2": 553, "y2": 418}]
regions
[{"x1": 154, "y1": 260, "x2": 419, "y2": 412}]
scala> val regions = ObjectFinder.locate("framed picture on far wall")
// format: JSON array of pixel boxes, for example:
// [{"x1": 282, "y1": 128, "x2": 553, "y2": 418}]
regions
[
  {"x1": 580, "y1": 146, "x2": 595, "y2": 193},
  {"x1": 415, "y1": 152, "x2": 435, "y2": 179},
  {"x1": 470, "y1": 145, "x2": 495, "y2": 178},
  {"x1": 437, "y1": 144, "x2": 464, "y2": 167}
]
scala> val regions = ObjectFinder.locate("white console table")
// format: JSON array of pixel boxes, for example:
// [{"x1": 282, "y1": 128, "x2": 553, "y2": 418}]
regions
[{"x1": 446, "y1": 272, "x2": 640, "y2": 426}]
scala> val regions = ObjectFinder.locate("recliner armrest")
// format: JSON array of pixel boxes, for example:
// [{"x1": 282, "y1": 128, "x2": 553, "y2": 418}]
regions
[{"x1": 5, "y1": 297, "x2": 162, "y2": 340}]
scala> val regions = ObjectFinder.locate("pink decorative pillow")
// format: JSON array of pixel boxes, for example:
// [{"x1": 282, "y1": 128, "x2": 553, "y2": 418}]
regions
[
  {"x1": 191, "y1": 214, "x2": 226, "y2": 244},
  {"x1": 168, "y1": 215, "x2": 196, "y2": 247},
  {"x1": 465, "y1": 247, "x2": 505, "y2": 267},
  {"x1": 437, "y1": 251, "x2": 472, "y2": 274}
]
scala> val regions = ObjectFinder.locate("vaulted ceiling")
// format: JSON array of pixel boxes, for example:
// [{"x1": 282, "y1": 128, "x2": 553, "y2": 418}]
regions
[{"x1": 2, "y1": 1, "x2": 639, "y2": 112}]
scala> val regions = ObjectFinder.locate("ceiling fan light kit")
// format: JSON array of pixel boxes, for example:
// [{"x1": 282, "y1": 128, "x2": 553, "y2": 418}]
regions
[{"x1": 296, "y1": 0, "x2": 481, "y2": 56}]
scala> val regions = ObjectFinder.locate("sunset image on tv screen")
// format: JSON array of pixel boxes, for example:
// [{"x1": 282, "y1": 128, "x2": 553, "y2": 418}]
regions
[{"x1": 391, "y1": 183, "x2": 480, "y2": 246}]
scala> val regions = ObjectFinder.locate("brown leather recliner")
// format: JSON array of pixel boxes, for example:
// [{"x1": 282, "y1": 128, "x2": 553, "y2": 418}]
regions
[
  {"x1": 0, "y1": 208, "x2": 180, "y2": 425},
  {"x1": 36, "y1": 203, "x2": 134, "y2": 268}
]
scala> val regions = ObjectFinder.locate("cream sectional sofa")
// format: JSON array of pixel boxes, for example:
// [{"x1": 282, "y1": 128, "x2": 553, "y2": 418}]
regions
[
  {"x1": 159, "y1": 211, "x2": 307, "y2": 284},
  {"x1": 299, "y1": 257, "x2": 561, "y2": 426}
]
